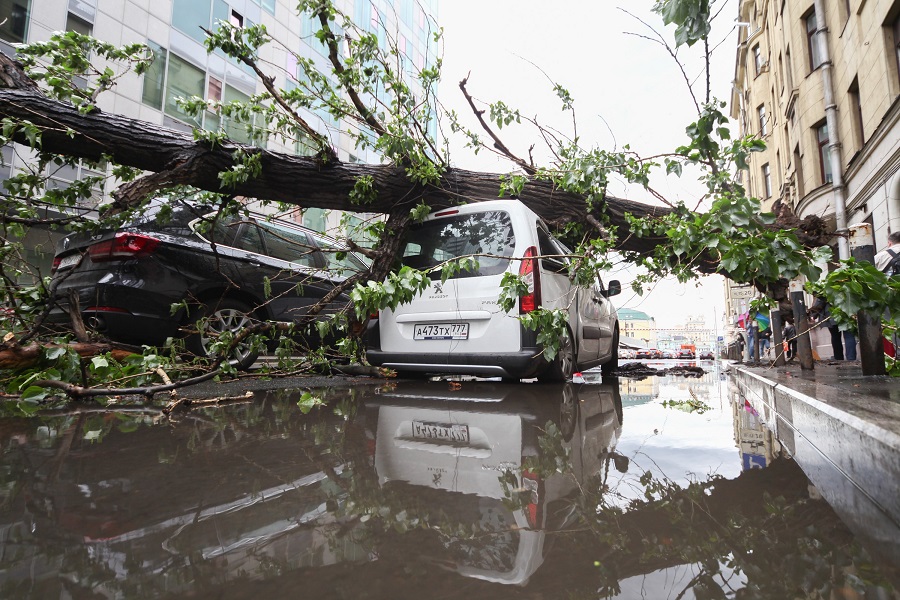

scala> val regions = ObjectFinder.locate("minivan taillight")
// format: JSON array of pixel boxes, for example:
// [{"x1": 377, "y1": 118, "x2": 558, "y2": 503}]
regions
[
  {"x1": 519, "y1": 246, "x2": 541, "y2": 313},
  {"x1": 88, "y1": 233, "x2": 160, "y2": 262},
  {"x1": 522, "y1": 469, "x2": 541, "y2": 529}
]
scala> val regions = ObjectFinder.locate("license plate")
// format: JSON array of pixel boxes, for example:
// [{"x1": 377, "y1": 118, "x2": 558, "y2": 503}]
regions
[
  {"x1": 413, "y1": 323, "x2": 469, "y2": 340},
  {"x1": 57, "y1": 254, "x2": 81, "y2": 270},
  {"x1": 412, "y1": 421, "x2": 469, "y2": 443}
]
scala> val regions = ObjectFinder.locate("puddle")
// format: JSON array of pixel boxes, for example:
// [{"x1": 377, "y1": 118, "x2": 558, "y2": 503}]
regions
[{"x1": 0, "y1": 366, "x2": 895, "y2": 598}]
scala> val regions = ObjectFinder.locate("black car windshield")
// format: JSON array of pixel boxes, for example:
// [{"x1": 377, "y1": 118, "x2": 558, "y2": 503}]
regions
[{"x1": 399, "y1": 210, "x2": 515, "y2": 279}]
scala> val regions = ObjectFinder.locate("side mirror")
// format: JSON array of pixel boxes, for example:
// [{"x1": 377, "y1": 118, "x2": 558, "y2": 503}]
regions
[{"x1": 603, "y1": 280, "x2": 621, "y2": 298}]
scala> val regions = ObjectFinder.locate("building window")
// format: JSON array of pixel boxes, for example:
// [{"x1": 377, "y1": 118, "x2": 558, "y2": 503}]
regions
[
  {"x1": 753, "y1": 44, "x2": 763, "y2": 75},
  {"x1": 757, "y1": 104, "x2": 768, "y2": 136},
  {"x1": 816, "y1": 122, "x2": 833, "y2": 184},
  {"x1": 0, "y1": 0, "x2": 31, "y2": 43},
  {"x1": 785, "y1": 47, "x2": 794, "y2": 90},
  {"x1": 165, "y1": 53, "x2": 206, "y2": 127},
  {"x1": 229, "y1": 9, "x2": 243, "y2": 28},
  {"x1": 893, "y1": 13, "x2": 900, "y2": 86},
  {"x1": 793, "y1": 145, "x2": 804, "y2": 197},
  {"x1": 172, "y1": 0, "x2": 234, "y2": 43},
  {"x1": 141, "y1": 42, "x2": 167, "y2": 110},
  {"x1": 762, "y1": 163, "x2": 772, "y2": 198},
  {"x1": 849, "y1": 77, "x2": 864, "y2": 150},
  {"x1": 806, "y1": 10, "x2": 823, "y2": 70}
]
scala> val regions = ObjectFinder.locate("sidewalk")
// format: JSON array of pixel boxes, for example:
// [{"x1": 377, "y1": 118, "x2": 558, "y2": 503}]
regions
[{"x1": 729, "y1": 360, "x2": 900, "y2": 565}]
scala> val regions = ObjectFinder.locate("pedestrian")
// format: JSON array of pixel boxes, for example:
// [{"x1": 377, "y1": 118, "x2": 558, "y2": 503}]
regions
[
  {"x1": 746, "y1": 320, "x2": 757, "y2": 361},
  {"x1": 874, "y1": 231, "x2": 900, "y2": 275},
  {"x1": 809, "y1": 296, "x2": 844, "y2": 360},
  {"x1": 783, "y1": 321, "x2": 797, "y2": 360},
  {"x1": 760, "y1": 327, "x2": 772, "y2": 358},
  {"x1": 873, "y1": 231, "x2": 900, "y2": 356}
]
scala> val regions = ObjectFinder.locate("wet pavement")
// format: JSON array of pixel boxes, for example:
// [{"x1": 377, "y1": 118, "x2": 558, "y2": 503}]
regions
[
  {"x1": 732, "y1": 359, "x2": 900, "y2": 573},
  {"x1": 0, "y1": 362, "x2": 897, "y2": 598}
]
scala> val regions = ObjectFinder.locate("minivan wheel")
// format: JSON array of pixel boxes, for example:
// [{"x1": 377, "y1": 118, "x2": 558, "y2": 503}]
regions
[
  {"x1": 187, "y1": 299, "x2": 260, "y2": 370},
  {"x1": 601, "y1": 327, "x2": 619, "y2": 376},
  {"x1": 538, "y1": 327, "x2": 575, "y2": 382}
]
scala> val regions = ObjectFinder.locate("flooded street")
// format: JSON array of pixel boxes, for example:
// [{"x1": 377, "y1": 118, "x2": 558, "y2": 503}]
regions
[{"x1": 0, "y1": 363, "x2": 896, "y2": 598}]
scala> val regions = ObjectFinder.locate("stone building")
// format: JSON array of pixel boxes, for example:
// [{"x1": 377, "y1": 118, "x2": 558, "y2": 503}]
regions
[
  {"x1": 730, "y1": 0, "x2": 900, "y2": 258},
  {"x1": 617, "y1": 307, "x2": 658, "y2": 349}
]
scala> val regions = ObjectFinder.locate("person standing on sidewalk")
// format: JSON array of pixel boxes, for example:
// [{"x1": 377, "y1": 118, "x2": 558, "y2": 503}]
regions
[
  {"x1": 783, "y1": 321, "x2": 797, "y2": 360},
  {"x1": 874, "y1": 231, "x2": 900, "y2": 274},
  {"x1": 874, "y1": 231, "x2": 900, "y2": 357},
  {"x1": 809, "y1": 296, "x2": 845, "y2": 360}
]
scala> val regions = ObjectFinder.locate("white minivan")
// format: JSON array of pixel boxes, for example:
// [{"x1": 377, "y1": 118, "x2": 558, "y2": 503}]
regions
[{"x1": 366, "y1": 200, "x2": 620, "y2": 380}]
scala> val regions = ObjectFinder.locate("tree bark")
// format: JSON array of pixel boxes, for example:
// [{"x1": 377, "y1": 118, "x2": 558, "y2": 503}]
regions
[{"x1": 0, "y1": 55, "x2": 672, "y2": 256}]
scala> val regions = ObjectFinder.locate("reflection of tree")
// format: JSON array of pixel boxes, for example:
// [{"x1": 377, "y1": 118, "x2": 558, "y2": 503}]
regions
[
  {"x1": 527, "y1": 458, "x2": 895, "y2": 598},
  {"x1": 0, "y1": 394, "x2": 895, "y2": 599}
]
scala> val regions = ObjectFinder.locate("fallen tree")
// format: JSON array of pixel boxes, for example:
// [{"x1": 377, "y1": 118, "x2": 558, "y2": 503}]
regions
[
  {"x1": 0, "y1": 0, "x2": 859, "y2": 407},
  {"x1": 0, "y1": 54, "x2": 674, "y2": 256}
]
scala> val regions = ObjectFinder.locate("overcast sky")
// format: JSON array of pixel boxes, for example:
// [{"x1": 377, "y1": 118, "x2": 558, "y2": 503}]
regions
[{"x1": 436, "y1": 0, "x2": 739, "y2": 329}]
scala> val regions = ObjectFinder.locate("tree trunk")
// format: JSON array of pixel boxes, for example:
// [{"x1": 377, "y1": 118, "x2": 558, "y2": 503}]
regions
[{"x1": 0, "y1": 54, "x2": 672, "y2": 256}]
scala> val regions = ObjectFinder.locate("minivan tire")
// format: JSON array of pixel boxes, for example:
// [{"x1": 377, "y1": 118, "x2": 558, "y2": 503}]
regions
[
  {"x1": 187, "y1": 298, "x2": 260, "y2": 370},
  {"x1": 538, "y1": 326, "x2": 575, "y2": 382}
]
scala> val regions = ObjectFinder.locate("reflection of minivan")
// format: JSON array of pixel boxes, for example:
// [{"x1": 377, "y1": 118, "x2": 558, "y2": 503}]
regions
[
  {"x1": 366, "y1": 200, "x2": 620, "y2": 380},
  {"x1": 365, "y1": 380, "x2": 624, "y2": 585}
]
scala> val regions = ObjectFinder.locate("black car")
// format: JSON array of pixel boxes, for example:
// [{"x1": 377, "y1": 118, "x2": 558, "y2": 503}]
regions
[{"x1": 47, "y1": 200, "x2": 369, "y2": 367}]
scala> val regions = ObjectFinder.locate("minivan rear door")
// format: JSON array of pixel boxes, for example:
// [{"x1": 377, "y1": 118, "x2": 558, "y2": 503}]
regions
[{"x1": 381, "y1": 209, "x2": 522, "y2": 355}]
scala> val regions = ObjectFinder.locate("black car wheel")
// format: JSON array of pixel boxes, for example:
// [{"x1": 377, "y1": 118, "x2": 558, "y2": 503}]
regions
[
  {"x1": 538, "y1": 326, "x2": 575, "y2": 382},
  {"x1": 187, "y1": 299, "x2": 260, "y2": 370}
]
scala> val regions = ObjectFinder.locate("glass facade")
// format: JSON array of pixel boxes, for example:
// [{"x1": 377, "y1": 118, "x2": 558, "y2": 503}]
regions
[
  {"x1": 0, "y1": 0, "x2": 30, "y2": 43},
  {"x1": 164, "y1": 53, "x2": 205, "y2": 127}
]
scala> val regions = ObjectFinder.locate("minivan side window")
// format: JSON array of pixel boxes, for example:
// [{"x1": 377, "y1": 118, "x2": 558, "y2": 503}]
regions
[
  {"x1": 536, "y1": 227, "x2": 567, "y2": 270},
  {"x1": 400, "y1": 211, "x2": 515, "y2": 278}
]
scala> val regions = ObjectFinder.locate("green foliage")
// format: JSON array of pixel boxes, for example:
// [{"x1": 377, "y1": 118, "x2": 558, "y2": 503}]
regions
[
  {"x1": 488, "y1": 101, "x2": 521, "y2": 128},
  {"x1": 16, "y1": 31, "x2": 153, "y2": 113},
  {"x1": 519, "y1": 307, "x2": 569, "y2": 361},
  {"x1": 296, "y1": 391, "x2": 325, "y2": 413},
  {"x1": 497, "y1": 272, "x2": 529, "y2": 313},
  {"x1": 498, "y1": 173, "x2": 526, "y2": 198},
  {"x1": 349, "y1": 266, "x2": 431, "y2": 319},
  {"x1": 349, "y1": 175, "x2": 377, "y2": 205},
  {"x1": 806, "y1": 259, "x2": 900, "y2": 331},
  {"x1": 653, "y1": 0, "x2": 711, "y2": 48}
]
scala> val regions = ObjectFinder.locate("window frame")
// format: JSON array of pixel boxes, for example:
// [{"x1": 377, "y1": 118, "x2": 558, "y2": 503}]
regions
[
  {"x1": 757, "y1": 104, "x2": 768, "y2": 136},
  {"x1": 753, "y1": 44, "x2": 763, "y2": 75},
  {"x1": 816, "y1": 122, "x2": 833, "y2": 184},
  {"x1": 762, "y1": 163, "x2": 772, "y2": 198},
  {"x1": 806, "y1": 10, "x2": 823, "y2": 71}
]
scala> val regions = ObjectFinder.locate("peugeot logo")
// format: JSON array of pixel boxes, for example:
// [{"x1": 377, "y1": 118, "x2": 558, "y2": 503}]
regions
[{"x1": 432, "y1": 282, "x2": 443, "y2": 294}]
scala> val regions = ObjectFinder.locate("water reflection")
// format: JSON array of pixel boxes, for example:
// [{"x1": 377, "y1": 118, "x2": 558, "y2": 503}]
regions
[
  {"x1": 0, "y1": 376, "x2": 895, "y2": 598},
  {"x1": 366, "y1": 381, "x2": 622, "y2": 585}
]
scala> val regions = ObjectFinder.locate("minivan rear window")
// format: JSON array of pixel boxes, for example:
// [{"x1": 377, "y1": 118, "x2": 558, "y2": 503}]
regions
[{"x1": 400, "y1": 211, "x2": 515, "y2": 278}]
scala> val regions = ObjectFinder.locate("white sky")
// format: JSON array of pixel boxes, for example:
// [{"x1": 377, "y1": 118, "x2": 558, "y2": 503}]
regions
[{"x1": 436, "y1": 0, "x2": 739, "y2": 329}]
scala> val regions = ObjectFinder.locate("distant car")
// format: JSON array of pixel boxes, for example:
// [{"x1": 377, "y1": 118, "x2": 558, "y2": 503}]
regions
[
  {"x1": 676, "y1": 349, "x2": 695, "y2": 359},
  {"x1": 699, "y1": 351, "x2": 715, "y2": 360},
  {"x1": 635, "y1": 348, "x2": 656, "y2": 359},
  {"x1": 47, "y1": 199, "x2": 370, "y2": 368},
  {"x1": 661, "y1": 350, "x2": 676, "y2": 359}
]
